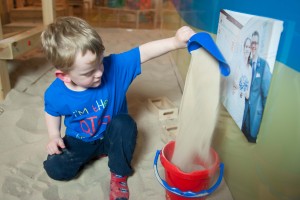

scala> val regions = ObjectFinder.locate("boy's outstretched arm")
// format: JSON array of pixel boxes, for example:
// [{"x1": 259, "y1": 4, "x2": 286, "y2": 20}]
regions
[{"x1": 139, "y1": 26, "x2": 195, "y2": 63}]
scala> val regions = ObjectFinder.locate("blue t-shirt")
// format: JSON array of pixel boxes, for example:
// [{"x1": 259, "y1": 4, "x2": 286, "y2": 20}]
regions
[{"x1": 44, "y1": 47, "x2": 141, "y2": 142}]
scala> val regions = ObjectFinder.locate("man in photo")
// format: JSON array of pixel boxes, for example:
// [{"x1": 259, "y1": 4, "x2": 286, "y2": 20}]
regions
[{"x1": 242, "y1": 30, "x2": 272, "y2": 143}]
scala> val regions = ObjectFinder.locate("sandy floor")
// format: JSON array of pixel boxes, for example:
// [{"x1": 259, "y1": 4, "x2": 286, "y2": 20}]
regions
[{"x1": 0, "y1": 28, "x2": 233, "y2": 200}]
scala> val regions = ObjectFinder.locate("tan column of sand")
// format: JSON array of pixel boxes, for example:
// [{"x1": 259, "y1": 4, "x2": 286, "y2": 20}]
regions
[{"x1": 172, "y1": 48, "x2": 221, "y2": 172}]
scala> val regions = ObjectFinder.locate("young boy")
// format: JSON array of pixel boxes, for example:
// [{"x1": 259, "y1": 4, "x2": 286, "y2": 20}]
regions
[{"x1": 41, "y1": 16, "x2": 195, "y2": 200}]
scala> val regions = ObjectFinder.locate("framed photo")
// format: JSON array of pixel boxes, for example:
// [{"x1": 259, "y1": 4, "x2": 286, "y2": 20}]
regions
[{"x1": 216, "y1": 9, "x2": 283, "y2": 143}]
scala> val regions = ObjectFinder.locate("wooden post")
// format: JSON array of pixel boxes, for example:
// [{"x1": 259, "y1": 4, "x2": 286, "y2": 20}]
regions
[
  {"x1": 0, "y1": 60, "x2": 10, "y2": 101},
  {"x1": 0, "y1": 18, "x2": 11, "y2": 101},
  {"x1": 0, "y1": 14, "x2": 2, "y2": 39},
  {"x1": 42, "y1": 0, "x2": 56, "y2": 26}
]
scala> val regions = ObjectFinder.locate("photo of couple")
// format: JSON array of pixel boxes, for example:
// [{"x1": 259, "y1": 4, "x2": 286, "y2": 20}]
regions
[{"x1": 216, "y1": 9, "x2": 283, "y2": 143}]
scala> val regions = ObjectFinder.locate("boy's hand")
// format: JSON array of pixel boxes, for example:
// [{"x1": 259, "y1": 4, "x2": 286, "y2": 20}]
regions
[
  {"x1": 174, "y1": 26, "x2": 196, "y2": 49},
  {"x1": 139, "y1": 26, "x2": 195, "y2": 63},
  {"x1": 46, "y1": 136, "x2": 66, "y2": 155}
]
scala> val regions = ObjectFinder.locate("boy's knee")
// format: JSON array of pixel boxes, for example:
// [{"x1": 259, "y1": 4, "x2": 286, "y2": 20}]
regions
[
  {"x1": 107, "y1": 114, "x2": 137, "y2": 143},
  {"x1": 111, "y1": 114, "x2": 137, "y2": 133},
  {"x1": 43, "y1": 156, "x2": 77, "y2": 181}
]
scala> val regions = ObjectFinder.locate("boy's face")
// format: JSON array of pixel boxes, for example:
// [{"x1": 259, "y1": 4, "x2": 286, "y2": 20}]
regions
[{"x1": 67, "y1": 50, "x2": 104, "y2": 89}]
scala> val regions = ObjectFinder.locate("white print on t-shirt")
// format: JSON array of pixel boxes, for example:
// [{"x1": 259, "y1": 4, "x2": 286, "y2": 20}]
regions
[{"x1": 72, "y1": 99, "x2": 108, "y2": 117}]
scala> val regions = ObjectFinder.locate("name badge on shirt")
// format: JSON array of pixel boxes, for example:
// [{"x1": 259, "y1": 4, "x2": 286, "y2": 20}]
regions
[{"x1": 256, "y1": 73, "x2": 261, "y2": 78}]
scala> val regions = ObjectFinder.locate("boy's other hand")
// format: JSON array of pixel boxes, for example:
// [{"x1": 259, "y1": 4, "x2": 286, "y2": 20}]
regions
[
  {"x1": 174, "y1": 26, "x2": 196, "y2": 49},
  {"x1": 47, "y1": 137, "x2": 66, "y2": 155}
]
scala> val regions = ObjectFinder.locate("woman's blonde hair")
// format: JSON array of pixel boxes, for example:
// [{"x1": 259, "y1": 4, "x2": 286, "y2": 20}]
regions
[{"x1": 41, "y1": 16, "x2": 105, "y2": 72}]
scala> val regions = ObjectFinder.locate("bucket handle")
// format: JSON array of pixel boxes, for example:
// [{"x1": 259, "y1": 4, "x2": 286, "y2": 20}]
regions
[{"x1": 153, "y1": 150, "x2": 224, "y2": 198}]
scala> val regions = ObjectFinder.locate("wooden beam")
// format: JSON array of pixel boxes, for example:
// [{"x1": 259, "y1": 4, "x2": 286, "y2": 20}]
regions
[{"x1": 0, "y1": 25, "x2": 43, "y2": 60}]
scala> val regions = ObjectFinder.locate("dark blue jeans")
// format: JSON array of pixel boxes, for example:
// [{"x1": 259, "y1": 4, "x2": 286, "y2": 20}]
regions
[{"x1": 43, "y1": 114, "x2": 137, "y2": 181}]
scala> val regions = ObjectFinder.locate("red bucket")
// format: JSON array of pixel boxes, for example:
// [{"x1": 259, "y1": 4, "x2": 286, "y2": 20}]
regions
[{"x1": 153, "y1": 141, "x2": 224, "y2": 200}]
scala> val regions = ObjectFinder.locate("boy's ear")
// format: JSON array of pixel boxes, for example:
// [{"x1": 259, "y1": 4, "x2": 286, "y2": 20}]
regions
[{"x1": 55, "y1": 70, "x2": 72, "y2": 83}]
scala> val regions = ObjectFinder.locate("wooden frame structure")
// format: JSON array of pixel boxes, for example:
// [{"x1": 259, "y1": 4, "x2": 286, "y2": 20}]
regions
[
  {"x1": 96, "y1": 0, "x2": 161, "y2": 29},
  {"x1": 0, "y1": 0, "x2": 55, "y2": 101}
]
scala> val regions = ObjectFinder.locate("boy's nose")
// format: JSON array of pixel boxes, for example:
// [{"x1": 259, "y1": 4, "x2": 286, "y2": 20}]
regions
[
  {"x1": 94, "y1": 65, "x2": 104, "y2": 78},
  {"x1": 94, "y1": 69, "x2": 102, "y2": 78}
]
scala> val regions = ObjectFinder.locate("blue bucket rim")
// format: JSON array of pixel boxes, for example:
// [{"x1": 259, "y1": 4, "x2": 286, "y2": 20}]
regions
[{"x1": 153, "y1": 146, "x2": 224, "y2": 198}]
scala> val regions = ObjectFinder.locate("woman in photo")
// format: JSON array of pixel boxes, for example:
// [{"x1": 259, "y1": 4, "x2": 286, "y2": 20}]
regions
[{"x1": 226, "y1": 37, "x2": 252, "y2": 128}]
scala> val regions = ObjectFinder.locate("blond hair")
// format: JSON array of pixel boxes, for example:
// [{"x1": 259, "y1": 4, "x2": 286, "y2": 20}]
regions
[{"x1": 41, "y1": 16, "x2": 105, "y2": 72}]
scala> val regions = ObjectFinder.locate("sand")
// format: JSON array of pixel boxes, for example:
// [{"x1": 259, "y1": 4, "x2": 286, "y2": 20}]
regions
[
  {"x1": 172, "y1": 48, "x2": 220, "y2": 172},
  {"x1": 0, "y1": 28, "x2": 233, "y2": 200}
]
